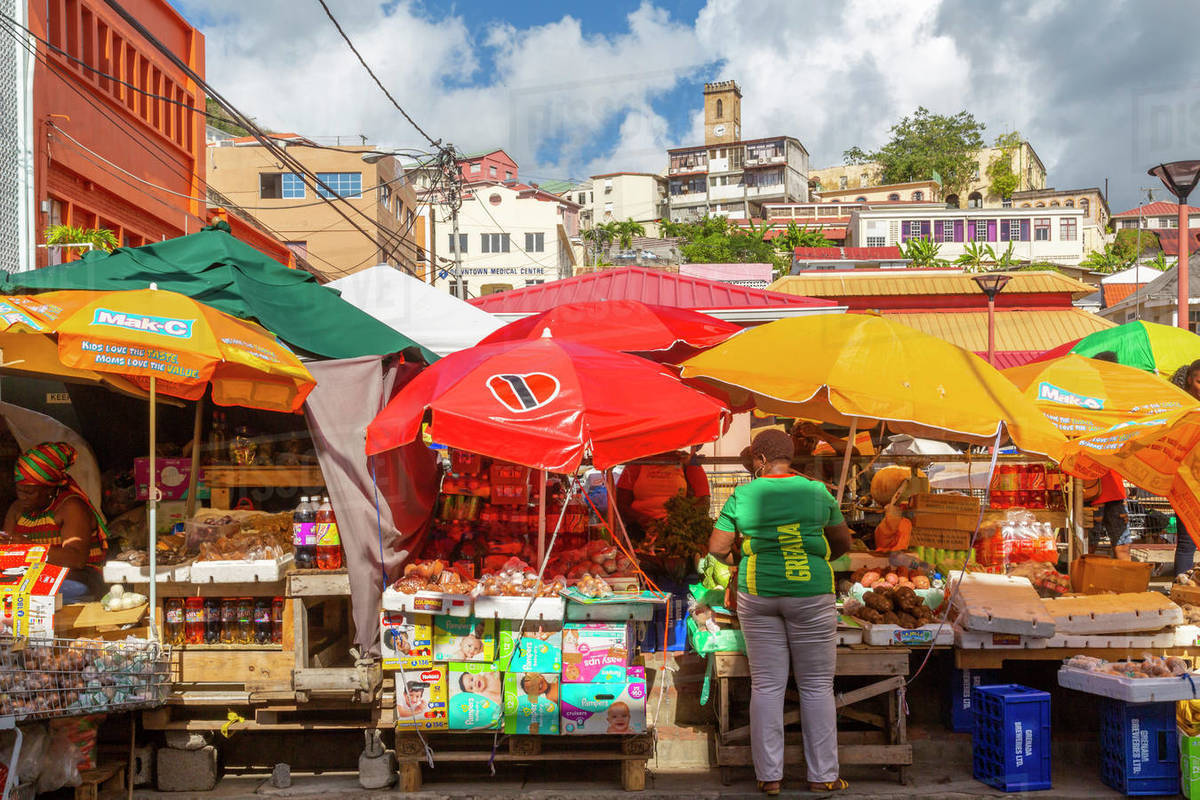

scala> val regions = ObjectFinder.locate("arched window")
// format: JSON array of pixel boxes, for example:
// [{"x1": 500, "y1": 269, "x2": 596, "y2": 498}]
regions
[
  {"x1": 1064, "y1": 199, "x2": 1074, "y2": 207},
  {"x1": 716, "y1": 99, "x2": 723, "y2": 119},
  {"x1": 912, "y1": 191, "x2": 924, "y2": 201},
  {"x1": 968, "y1": 192, "x2": 983, "y2": 208},
  {"x1": 1021, "y1": 203, "x2": 1032, "y2": 208},
  {"x1": 945, "y1": 193, "x2": 959, "y2": 209},
  {"x1": 888, "y1": 193, "x2": 900, "y2": 201},
  {"x1": 855, "y1": 196, "x2": 867, "y2": 202},
  {"x1": 1080, "y1": 198, "x2": 1090, "y2": 218},
  {"x1": 1035, "y1": 202, "x2": 1045, "y2": 207},
  {"x1": 1050, "y1": 201, "x2": 1060, "y2": 207}
]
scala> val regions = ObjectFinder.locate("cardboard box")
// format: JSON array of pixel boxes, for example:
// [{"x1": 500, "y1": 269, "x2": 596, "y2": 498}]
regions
[
  {"x1": 1182, "y1": 729, "x2": 1200, "y2": 799},
  {"x1": 498, "y1": 620, "x2": 563, "y2": 673},
  {"x1": 0, "y1": 545, "x2": 64, "y2": 638},
  {"x1": 562, "y1": 622, "x2": 630, "y2": 683},
  {"x1": 502, "y1": 672, "x2": 559, "y2": 735},
  {"x1": 151, "y1": 501, "x2": 188, "y2": 536},
  {"x1": 380, "y1": 611, "x2": 434, "y2": 670},
  {"x1": 394, "y1": 665, "x2": 448, "y2": 730},
  {"x1": 447, "y1": 662, "x2": 503, "y2": 730},
  {"x1": 560, "y1": 667, "x2": 647, "y2": 735},
  {"x1": 433, "y1": 615, "x2": 496, "y2": 662},
  {"x1": 134, "y1": 457, "x2": 207, "y2": 501},
  {"x1": 1070, "y1": 555, "x2": 1152, "y2": 594}
]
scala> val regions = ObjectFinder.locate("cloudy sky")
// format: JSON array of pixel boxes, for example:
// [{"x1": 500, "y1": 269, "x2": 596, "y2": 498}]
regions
[{"x1": 180, "y1": 0, "x2": 1200, "y2": 211}]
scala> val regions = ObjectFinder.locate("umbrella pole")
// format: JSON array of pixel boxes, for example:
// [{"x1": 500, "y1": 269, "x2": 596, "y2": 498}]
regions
[
  {"x1": 835, "y1": 418, "x2": 859, "y2": 504},
  {"x1": 185, "y1": 396, "x2": 203, "y2": 520},
  {"x1": 148, "y1": 376, "x2": 158, "y2": 639},
  {"x1": 537, "y1": 470, "x2": 548, "y2": 566}
]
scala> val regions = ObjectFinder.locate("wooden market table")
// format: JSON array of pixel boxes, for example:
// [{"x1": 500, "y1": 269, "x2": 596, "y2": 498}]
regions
[
  {"x1": 204, "y1": 466, "x2": 324, "y2": 508},
  {"x1": 956, "y1": 645, "x2": 1200, "y2": 670},
  {"x1": 710, "y1": 647, "x2": 912, "y2": 784}
]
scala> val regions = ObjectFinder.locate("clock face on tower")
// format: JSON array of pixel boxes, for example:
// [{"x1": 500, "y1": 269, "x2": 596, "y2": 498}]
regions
[{"x1": 712, "y1": 124, "x2": 726, "y2": 137}]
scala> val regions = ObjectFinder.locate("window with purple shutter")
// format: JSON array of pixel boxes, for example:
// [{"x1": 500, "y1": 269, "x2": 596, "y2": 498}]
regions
[
  {"x1": 999, "y1": 220, "x2": 1009, "y2": 241},
  {"x1": 953, "y1": 220, "x2": 964, "y2": 242},
  {"x1": 1020, "y1": 220, "x2": 1031, "y2": 241},
  {"x1": 987, "y1": 220, "x2": 997, "y2": 241},
  {"x1": 932, "y1": 224, "x2": 942, "y2": 243},
  {"x1": 921, "y1": 221, "x2": 931, "y2": 239}
]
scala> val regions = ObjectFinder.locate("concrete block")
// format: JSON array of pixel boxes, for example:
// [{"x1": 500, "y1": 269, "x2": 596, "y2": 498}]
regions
[
  {"x1": 131, "y1": 743, "x2": 156, "y2": 786},
  {"x1": 271, "y1": 763, "x2": 291, "y2": 788},
  {"x1": 357, "y1": 750, "x2": 395, "y2": 789},
  {"x1": 156, "y1": 745, "x2": 218, "y2": 792},
  {"x1": 164, "y1": 730, "x2": 212, "y2": 751}
]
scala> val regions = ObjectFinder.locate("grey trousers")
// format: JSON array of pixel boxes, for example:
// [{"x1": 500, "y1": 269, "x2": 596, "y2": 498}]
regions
[{"x1": 737, "y1": 591, "x2": 839, "y2": 784}]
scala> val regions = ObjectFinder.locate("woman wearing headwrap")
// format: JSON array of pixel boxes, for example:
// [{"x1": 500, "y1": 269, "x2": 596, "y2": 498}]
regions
[{"x1": 1, "y1": 442, "x2": 107, "y2": 601}]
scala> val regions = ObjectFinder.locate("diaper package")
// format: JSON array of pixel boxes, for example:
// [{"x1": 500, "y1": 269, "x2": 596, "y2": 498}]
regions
[
  {"x1": 498, "y1": 620, "x2": 563, "y2": 673},
  {"x1": 560, "y1": 667, "x2": 647, "y2": 735},
  {"x1": 448, "y1": 662, "x2": 503, "y2": 730},
  {"x1": 502, "y1": 671, "x2": 560, "y2": 735},
  {"x1": 433, "y1": 615, "x2": 496, "y2": 663},
  {"x1": 380, "y1": 611, "x2": 434, "y2": 670},
  {"x1": 394, "y1": 666, "x2": 448, "y2": 730},
  {"x1": 561, "y1": 622, "x2": 630, "y2": 683}
]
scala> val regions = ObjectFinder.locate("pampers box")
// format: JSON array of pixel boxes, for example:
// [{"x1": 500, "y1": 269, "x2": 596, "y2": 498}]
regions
[
  {"x1": 562, "y1": 622, "x2": 630, "y2": 683},
  {"x1": 448, "y1": 662, "x2": 503, "y2": 730},
  {"x1": 433, "y1": 615, "x2": 496, "y2": 663},
  {"x1": 394, "y1": 665, "x2": 448, "y2": 730},
  {"x1": 560, "y1": 667, "x2": 647, "y2": 735},
  {"x1": 380, "y1": 611, "x2": 434, "y2": 670},
  {"x1": 502, "y1": 672, "x2": 560, "y2": 735},
  {"x1": 499, "y1": 620, "x2": 563, "y2": 673}
]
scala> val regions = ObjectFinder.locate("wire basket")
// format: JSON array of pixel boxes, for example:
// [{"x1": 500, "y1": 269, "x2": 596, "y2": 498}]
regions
[{"x1": 0, "y1": 636, "x2": 171, "y2": 723}]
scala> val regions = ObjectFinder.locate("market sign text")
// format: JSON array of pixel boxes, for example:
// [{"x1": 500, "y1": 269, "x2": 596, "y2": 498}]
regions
[{"x1": 91, "y1": 309, "x2": 195, "y2": 339}]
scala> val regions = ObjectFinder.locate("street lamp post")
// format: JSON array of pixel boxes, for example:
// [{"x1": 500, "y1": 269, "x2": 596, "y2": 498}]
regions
[
  {"x1": 972, "y1": 273, "x2": 1012, "y2": 366},
  {"x1": 1149, "y1": 161, "x2": 1200, "y2": 331}
]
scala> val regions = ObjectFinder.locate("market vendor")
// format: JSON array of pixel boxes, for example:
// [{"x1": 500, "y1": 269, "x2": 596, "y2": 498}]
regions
[
  {"x1": 707, "y1": 429, "x2": 852, "y2": 795},
  {"x1": 615, "y1": 451, "x2": 710, "y2": 541},
  {"x1": 791, "y1": 421, "x2": 859, "y2": 489},
  {"x1": 0, "y1": 442, "x2": 108, "y2": 602}
]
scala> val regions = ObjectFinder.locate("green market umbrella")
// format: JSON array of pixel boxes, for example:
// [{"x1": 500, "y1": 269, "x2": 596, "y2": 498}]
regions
[
  {"x1": 4, "y1": 223, "x2": 437, "y2": 362},
  {"x1": 1034, "y1": 320, "x2": 1200, "y2": 378}
]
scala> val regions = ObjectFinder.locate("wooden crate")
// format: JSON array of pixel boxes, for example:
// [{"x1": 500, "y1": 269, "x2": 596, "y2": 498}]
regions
[
  {"x1": 910, "y1": 527, "x2": 973, "y2": 550},
  {"x1": 288, "y1": 569, "x2": 380, "y2": 702}
]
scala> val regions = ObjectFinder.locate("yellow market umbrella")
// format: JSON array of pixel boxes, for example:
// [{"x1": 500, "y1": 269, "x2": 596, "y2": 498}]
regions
[
  {"x1": 1004, "y1": 354, "x2": 1199, "y2": 437},
  {"x1": 680, "y1": 314, "x2": 1067, "y2": 461},
  {"x1": 0, "y1": 289, "x2": 316, "y2": 634},
  {"x1": 1059, "y1": 408, "x2": 1200, "y2": 546}
]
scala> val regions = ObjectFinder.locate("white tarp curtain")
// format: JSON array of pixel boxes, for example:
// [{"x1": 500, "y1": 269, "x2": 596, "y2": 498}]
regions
[
  {"x1": 328, "y1": 266, "x2": 505, "y2": 357},
  {"x1": 304, "y1": 356, "x2": 438, "y2": 655}
]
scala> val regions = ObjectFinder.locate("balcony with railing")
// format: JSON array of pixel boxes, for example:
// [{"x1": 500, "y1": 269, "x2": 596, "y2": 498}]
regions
[{"x1": 744, "y1": 139, "x2": 788, "y2": 168}]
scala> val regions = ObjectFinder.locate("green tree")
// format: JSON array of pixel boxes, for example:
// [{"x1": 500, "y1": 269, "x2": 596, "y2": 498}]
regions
[
  {"x1": 776, "y1": 222, "x2": 833, "y2": 252},
  {"x1": 44, "y1": 225, "x2": 118, "y2": 261},
  {"x1": 984, "y1": 242, "x2": 1019, "y2": 269},
  {"x1": 612, "y1": 218, "x2": 646, "y2": 250},
  {"x1": 581, "y1": 223, "x2": 616, "y2": 262},
  {"x1": 986, "y1": 131, "x2": 1022, "y2": 201},
  {"x1": 955, "y1": 242, "x2": 989, "y2": 273},
  {"x1": 1112, "y1": 229, "x2": 1161, "y2": 263},
  {"x1": 1146, "y1": 252, "x2": 1175, "y2": 271},
  {"x1": 666, "y1": 215, "x2": 790, "y2": 277},
  {"x1": 901, "y1": 236, "x2": 943, "y2": 267},
  {"x1": 843, "y1": 107, "x2": 986, "y2": 195},
  {"x1": 1081, "y1": 243, "x2": 1134, "y2": 274}
]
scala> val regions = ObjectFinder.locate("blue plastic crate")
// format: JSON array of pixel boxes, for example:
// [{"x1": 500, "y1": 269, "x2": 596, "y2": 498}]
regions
[
  {"x1": 972, "y1": 684, "x2": 1051, "y2": 792},
  {"x1": 638, "y1": 592, "x2": 687, "y2": 653},
  {"x1": 1100, "y1": 700, "x2": 1179, "y2": 796},
  {"x1": 950, "y1": 668, "x2": 1000, "y2": 732}
]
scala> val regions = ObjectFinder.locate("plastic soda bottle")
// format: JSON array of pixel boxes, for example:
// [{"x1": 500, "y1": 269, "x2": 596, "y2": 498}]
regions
[
  {"x1": 293, "y1": 496, "x2": 316, "y2": 569},
  {"x1": 316, "y1": 496, "x2": 343, "y2": 570},
  {"x1": 237, "y1": 597, "x2": 254, "y2": 644},
  {"x1": 271, "y1": 597, "x2": 285, "y2": 644},
  {"x1": 204, "y1": 598, "x2": 221, "y2": 644},
  {"x1": 164, "y1": 598, "x2": 184, "y2": 645},
  {"x1": 220, "y1": 598, "x2": 237, "y2": 643},
  {"x1": 254, "y1": 598, "x2": 272, "y2": 644},
  {"x1": 184, "y1": 597, "x2": 205, "y2": 644}
]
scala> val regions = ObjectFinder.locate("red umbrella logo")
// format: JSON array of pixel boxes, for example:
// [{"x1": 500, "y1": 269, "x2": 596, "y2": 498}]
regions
[{"x1": 487, "y1": 372, "x2": 560, "y2": 412}]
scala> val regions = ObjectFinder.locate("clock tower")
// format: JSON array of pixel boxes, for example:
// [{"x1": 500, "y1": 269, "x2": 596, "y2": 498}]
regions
[{"x1": 704, "y1": 80, "x2": 741, "y2": 146}]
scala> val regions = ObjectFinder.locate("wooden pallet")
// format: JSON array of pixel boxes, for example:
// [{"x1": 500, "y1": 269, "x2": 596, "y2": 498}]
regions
[
  {"x1": 394, "y1": 732, "x2": 653, "y2": 792},
  {"x1": 288, "y1": 570, "x2": 381, "y2": 702},
  {"x1": 74, "y1": 763, "x2": 125, "y2": 800}
]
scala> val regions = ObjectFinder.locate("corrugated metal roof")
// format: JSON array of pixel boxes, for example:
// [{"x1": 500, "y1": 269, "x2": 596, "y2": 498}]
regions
[
  {"x1": 470, "y1": 267, "x2": 837, "y2": 313},
  {"x1": 985, "y1": 350, "x2": 1051, "y2": 369},
  {"x1": 793, "y1": 246, "x2": 904, "y2": 260},
  {"x1": 1114, "y1": 201, "x2": 1200, "y2": 218},
  {"x1": 881, "y1": 308, "x2": 1114, "y2": 352},
  {"x1": 770, "y1": 270, "x2": 1095, "y2": 299},
  {"x1": 1102, "y1": 283, "x2": 1145, "y2": 307}
]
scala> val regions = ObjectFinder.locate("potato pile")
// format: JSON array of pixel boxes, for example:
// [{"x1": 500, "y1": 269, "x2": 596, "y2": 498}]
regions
[
  {"x1": 852, "y1": 565, "x2": 931, "y2": 591},
  {"x1": 851, "y1": 585, "x2": 937, "y2": 629}
]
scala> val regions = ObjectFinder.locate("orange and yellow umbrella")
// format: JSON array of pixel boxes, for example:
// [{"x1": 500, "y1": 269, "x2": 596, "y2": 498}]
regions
[
  {"x1": 1003, "y1": 354, "x2": 1198, "y2": 437},
  {"x1": 0, "y1": 289, "x2": 313, "y2": 412}
]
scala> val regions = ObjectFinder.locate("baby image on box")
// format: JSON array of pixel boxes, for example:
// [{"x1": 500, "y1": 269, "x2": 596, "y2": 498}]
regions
[
  {"x1": 499, "y1": 620, "x2": 563, "y2": 673},
  {"x1": 380, "y1": 612, "x2": 433, "y2": 670},
  {"x1": 502, "y1": 672, "x2": 560, "y2": 735},
  {"x1": 394, "y1": 666, "x2": 448, "y2": 730},
  {"x1": 560, "y1": 667, "x2": 647, "y2": 735},
  {"x1": 433, "y1": 616, "x2": 496, "y2": 662},
  {"x1": 448, "y1": 663, "x2": 503, "y2": 730}
]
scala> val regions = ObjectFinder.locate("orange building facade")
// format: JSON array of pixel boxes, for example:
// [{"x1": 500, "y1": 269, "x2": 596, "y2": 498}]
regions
[{"x1": 27, "y1": 0, "x2": 206, "y2": 267}]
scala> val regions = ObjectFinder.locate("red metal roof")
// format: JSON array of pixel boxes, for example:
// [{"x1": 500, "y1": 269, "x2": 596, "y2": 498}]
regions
[
  {"x1": 1152, "y1": 229, "x2": 1200, "y2": 257},
  {"x1": 793, "y1": 246, "x2": 904, "y2": 260},
  {"x1": 469, "y1": 267, "x2": 836, "y2": 313},
  {"x1": 1102, "y1": 283, "x2": 1145, "y2": 307},
  {"x1": 1114, "y1": 201, "x2": 1200, "y2": 218},
  {"x1": 981, "y1": 350, "x2": 1050, "y2": 369}
]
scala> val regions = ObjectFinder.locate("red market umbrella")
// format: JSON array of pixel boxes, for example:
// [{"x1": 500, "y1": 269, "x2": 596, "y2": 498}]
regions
[
  {"x1": 365, "y1": 333, "x2": 731, "y2": 472},
  {"x1": 477, "y1": 300, "x2": 741, "y2": 362}
]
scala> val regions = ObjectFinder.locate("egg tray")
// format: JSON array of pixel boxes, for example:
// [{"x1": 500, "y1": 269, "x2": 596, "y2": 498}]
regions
[{"x1": 0, "y1": 635, "x2": 172, "y2": 722}]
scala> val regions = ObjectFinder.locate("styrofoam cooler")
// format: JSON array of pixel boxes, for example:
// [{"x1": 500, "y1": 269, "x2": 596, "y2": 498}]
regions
[
  {"x1": 972, "y1": 684, "x2": 1051, "y2": 792},
  {"x1": 949, "y1": 668, "x2": 1000, "y2": 733},
  {"x1": 1100, "y1": 700, "x2": 1179, "y2": 796}
]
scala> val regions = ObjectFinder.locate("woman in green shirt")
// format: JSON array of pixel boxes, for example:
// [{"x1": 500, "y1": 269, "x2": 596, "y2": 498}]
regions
[{"x1": 708, "y1": 429, "x2": 852, "y2": 795}]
